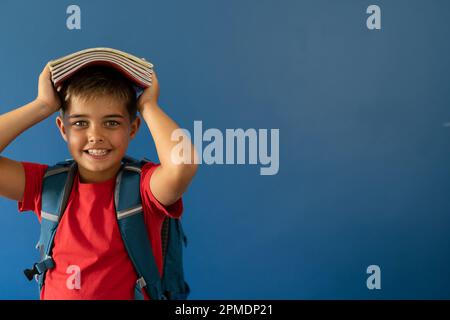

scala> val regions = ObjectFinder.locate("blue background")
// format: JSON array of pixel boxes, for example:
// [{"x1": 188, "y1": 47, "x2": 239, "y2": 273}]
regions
[{"x1": 1, "y1": 0, "x2": 450, "y2": 299}]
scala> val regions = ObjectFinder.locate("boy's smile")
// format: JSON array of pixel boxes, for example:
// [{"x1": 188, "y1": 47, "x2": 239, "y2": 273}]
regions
[{"x1": 56, "y1": 95, "x2": 140, "y2": 183}]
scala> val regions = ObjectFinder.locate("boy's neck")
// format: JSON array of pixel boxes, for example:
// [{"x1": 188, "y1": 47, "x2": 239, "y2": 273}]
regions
[{"x1": 77, "y1": 162, "x2": 122, "y2": 184}]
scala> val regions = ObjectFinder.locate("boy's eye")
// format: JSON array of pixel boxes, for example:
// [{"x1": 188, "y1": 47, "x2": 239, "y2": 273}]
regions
[
  {"x1": 71, "y1": 120, "x2": 120, "y2": 127},
  {"x1": 72, "y1": 121, "x2": 87, "y2": 127},
  {"x1": 105, "y1": 120, "x2": 120, "y2": 127}
]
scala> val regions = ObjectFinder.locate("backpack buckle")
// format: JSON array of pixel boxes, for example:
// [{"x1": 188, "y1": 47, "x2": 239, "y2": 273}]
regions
[
  {"x1": 23, "y1": 264, "x2": 39, "y2": 281},
  {"x1": 136, "y1": 276, "x2": 146, "y2": 289},
  {"x1": 23, "y1": 256, "x2": 55, "y2": 281}
]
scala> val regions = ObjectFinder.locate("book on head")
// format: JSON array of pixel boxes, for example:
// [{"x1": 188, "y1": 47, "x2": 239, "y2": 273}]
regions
[{"x1": 48, "y1": 47, "x2": 154, "y2": 90}]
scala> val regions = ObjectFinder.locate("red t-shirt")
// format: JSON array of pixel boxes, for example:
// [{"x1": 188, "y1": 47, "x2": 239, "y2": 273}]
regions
[{"x1": 18, "y1": 161, "x2": 183, "y2": 300}]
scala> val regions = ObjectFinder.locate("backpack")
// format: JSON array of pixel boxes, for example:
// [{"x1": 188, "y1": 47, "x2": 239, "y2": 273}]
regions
[{"x1": 23, "y1": 155, "x2": 190, "y2": 300}]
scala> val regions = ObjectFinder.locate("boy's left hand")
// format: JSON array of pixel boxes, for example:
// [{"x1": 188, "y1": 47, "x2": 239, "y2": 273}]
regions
[{"x1": 137, "y1": 70, "x2": 160, "y2": 113}]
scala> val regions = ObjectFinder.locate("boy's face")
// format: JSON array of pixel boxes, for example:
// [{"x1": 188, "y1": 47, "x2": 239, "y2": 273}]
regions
[{"x1": 56, "y1": 95, "x2": 140, "y2": 183}]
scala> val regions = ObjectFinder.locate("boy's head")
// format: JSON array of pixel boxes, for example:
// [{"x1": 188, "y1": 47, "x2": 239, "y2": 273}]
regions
[
  {"x1": 55, "y1": 66, "x2": 141, "y2": 183},
  {"x1": 58, "y1": 65, "x2": 138, "y2": 122}
]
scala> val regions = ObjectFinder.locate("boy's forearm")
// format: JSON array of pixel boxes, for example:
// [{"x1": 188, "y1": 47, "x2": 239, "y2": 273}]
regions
[
  {"x1": 0, "y1": 99, "x2": 53, "y2": 154},
  {"x1": 140, "y1": 103, "x2": 198, "y2": 174}
]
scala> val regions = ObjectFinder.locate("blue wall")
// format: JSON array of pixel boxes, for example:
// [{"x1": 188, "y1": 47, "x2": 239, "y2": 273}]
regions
[{"x1": 1, "y1": 0, "x2": 450, "y2": 299}]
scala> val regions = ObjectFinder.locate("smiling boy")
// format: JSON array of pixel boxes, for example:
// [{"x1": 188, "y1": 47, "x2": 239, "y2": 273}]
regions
[{"x1": 0, "y1": 63, "x2": 198, "y2": 299}]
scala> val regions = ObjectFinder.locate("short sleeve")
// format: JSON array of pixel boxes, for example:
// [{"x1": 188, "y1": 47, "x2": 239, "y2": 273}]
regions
[
  {"x1": 18, "y1": 161, "x2": 48, "y2": 221},
  {"x1": 140, "y1": 161, "x2": 183, "y2": 219}
]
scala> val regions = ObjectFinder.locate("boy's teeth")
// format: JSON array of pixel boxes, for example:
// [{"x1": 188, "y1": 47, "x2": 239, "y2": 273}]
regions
[{"x1": 88, "y1": 149, "x2": 108, "y2": 155}]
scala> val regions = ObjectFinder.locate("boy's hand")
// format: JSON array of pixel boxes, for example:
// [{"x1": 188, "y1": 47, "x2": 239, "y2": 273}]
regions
[
  {"x1": 137, "y1": 70, "x2": 160, "y2": 113},
  {"x1": 36, "y1": 63, "x2": 61, "y2": 114}
]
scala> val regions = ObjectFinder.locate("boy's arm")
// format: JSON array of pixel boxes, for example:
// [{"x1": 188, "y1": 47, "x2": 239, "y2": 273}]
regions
[
  {"x1": 0, "y1": 64, "x2": 61, "y2": 201},
  {"x1": 138, "y1": 71, "x2": 198, "y2": 207}
]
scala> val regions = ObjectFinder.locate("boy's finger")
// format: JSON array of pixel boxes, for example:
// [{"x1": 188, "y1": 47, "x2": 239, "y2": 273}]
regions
[{"x1": 41, "y1": 64, "x2": 50, "y2": 76}]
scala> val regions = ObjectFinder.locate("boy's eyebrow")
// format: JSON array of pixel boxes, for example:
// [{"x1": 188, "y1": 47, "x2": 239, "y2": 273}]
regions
[{"x1": 68, "y1": 114, "x2": 126, "y2": 119}]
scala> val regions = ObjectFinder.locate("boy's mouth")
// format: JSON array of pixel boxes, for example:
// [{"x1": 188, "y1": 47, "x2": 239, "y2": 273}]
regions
[{"x1": 83, "y1": 148, "x2": 112, "y2": 160}]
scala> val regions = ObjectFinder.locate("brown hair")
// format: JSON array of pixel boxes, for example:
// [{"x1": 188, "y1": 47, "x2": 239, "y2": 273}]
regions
[{"x1": 58, "y1": 65, "x2": 137, "y2": 122}]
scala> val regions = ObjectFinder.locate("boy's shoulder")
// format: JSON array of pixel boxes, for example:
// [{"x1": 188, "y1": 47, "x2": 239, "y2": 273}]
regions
[
  {"x1": 46, "y1": 156, "x2": 156, "y2": 171},
  {"x1": 21, "y1": 156, "x2": 158, "y2": 184}
]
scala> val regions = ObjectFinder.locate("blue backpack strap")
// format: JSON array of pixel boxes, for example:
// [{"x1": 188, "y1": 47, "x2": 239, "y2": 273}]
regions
[
  {"x1": 116, "y1": 156, "x2": 190, "y2": 300},
  {"x1": 23, "y1": 159, "x2": 77, "y2": 293},
  {"x1": 161, "y1": 218, "x2": 190, "y2": 300},
  {"x1": 114, "y1": 157, "x2": 165, "y2": 300}
]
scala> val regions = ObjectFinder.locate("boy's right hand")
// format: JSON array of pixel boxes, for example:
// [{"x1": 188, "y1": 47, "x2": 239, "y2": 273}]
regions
[{"x1": 36, "y1": 63, "x2": 61, "y2": 114}]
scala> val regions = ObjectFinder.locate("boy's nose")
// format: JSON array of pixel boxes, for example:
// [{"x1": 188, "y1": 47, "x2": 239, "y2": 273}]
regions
[
  {"x1": 88, "y1": 132, "x2": 104, "y2": 143},
  {"x1": 87, "y1": 126, "x2": 105, "y2": 143},
  {"x1": 89, "y1": 136, "x2": 104, "y2": 143}
]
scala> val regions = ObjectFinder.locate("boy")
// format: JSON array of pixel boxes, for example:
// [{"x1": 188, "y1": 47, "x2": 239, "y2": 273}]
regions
[{"x1": 0, "y1": 63, "x2": 198, "y2": 299}]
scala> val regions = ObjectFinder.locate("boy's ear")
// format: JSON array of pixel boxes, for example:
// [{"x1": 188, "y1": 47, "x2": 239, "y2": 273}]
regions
[
  {"x1": 55, "y1": 116, "x2": 68, "y2": 142},
  {"x1": 129, "y1": 116, "x2": 141, "y2": 139}
]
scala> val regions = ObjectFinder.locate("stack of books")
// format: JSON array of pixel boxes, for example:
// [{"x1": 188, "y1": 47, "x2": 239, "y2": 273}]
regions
[{"x1": 48, "y1": 47, "x2": 154, "y2": 89}]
